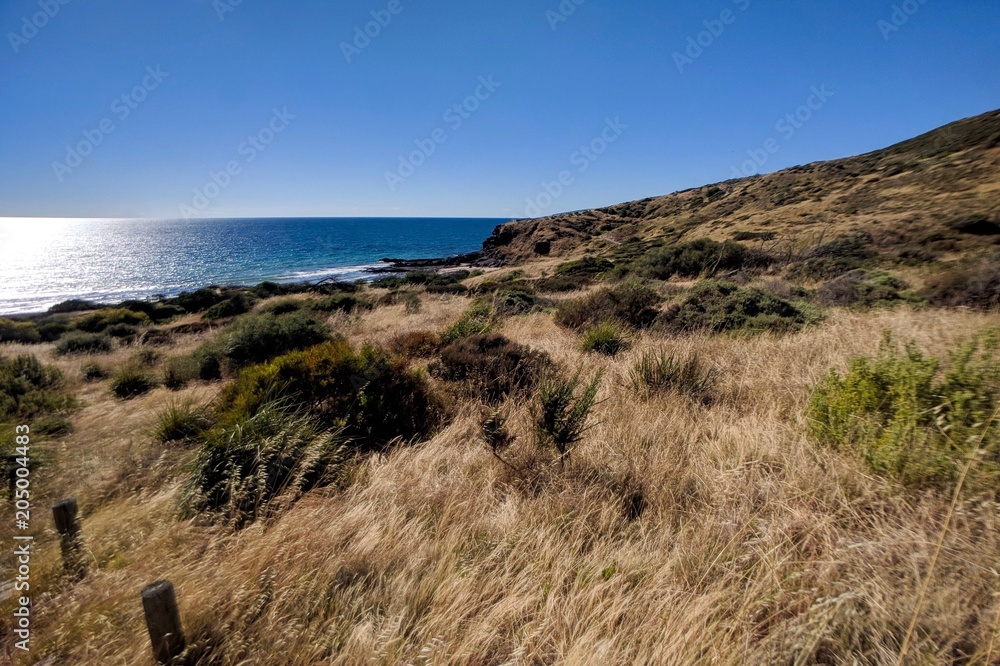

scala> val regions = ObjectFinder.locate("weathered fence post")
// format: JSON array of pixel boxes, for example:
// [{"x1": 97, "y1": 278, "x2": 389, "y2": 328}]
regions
[
  {"x1": 51, "y1": 498, "x2": 86, "y2": 579},
  {"x1": 142, "y1": 580, "x2": 186, "y2": 664}
]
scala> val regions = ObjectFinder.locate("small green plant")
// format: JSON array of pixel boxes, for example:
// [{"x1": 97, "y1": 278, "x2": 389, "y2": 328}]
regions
[
  {"x1": 110, "y1": 366, "x2": 158, "y2": 399},
  {"x1": 629, "y1": 350, "x2": 716, "y2": 402},
  {"x1": 162, "y1": 355, "x2": 201, "y2": 390},
  {"x1": 153, "y1": 400, "x2": 214, "y2": 443},
  {"x1": 536, "y1": 368, "x2": 603, "y2": 467},
  {"x1": 808, "y1": 331, "x2": 1000, "y2": 490},
  {"x1": 442, "y1": 299, "x2": 495, "y2": 342},
  {"x1": 55, "y1": 332, "x2": 113, "y2": 356},
  {"x1": 31, "y1": 415, "x2": 73, "y2": 438},
  {"x1": 81, "y1": 363, "x2": 109, "y2": 382},
  {"x1": 580, "y1": 322, "x2": 630, "y2": 356},
  {"x1": 0, "y1": 354, "x2": 75, "y2": 422}
]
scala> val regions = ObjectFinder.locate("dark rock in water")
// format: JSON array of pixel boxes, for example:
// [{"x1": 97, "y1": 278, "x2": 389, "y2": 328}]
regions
[{"x1": 372, "y1": 251, "x2": 484, "y2": 273}]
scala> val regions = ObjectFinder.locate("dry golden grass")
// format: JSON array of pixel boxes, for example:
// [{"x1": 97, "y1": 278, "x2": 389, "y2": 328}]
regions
[{"x1": 3, "y1": 304, "x2": 1000, "y2": 664}]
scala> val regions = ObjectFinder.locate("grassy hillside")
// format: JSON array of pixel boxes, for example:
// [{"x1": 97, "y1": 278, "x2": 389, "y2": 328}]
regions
[
  {"x1": 1, "y1": 111, "x2": 1000, "y2": 664},
  {"x1": 482, "y1": 109, "x2": 1000, "y2": 266}
]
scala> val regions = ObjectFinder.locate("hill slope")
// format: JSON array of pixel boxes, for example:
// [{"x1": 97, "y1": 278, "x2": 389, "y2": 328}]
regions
[{"x1": 481, "y1": 109, "x2": 1000, "y2": 265}]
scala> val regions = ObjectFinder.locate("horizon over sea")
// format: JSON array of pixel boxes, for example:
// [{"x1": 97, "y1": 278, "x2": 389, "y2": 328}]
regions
[{"x1": 0, "y1": 217, "x2": 508, "y2": 316}]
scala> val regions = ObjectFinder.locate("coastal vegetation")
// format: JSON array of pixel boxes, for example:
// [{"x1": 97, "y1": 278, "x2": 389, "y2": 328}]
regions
[{"x1": 1, "y1": 110, "x2": 1000, "y2": 664}]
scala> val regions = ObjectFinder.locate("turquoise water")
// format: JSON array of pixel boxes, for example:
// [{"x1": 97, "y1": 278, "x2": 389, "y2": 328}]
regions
[{"x1": 0, "y1": 217, "x2": 505, "y2": 315}]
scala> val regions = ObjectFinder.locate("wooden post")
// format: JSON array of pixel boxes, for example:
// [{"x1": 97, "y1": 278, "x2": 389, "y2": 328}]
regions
[
  {"x1": 51, "y1": 498, "x2": 86, "y2": 579},
  {"x1": 142, "y1": 581, "x2": 186, "y2": 664}
]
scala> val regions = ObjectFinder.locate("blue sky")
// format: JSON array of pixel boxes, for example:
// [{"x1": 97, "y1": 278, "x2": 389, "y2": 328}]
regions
[{"x1": 0, "y1": 0, "x2": 997, "y2": 219}]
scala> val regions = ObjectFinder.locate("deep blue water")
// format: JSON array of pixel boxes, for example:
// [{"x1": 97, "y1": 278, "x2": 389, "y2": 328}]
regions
[{"x1": 0, "y1": 217, "x2": 506, "y2": 315}]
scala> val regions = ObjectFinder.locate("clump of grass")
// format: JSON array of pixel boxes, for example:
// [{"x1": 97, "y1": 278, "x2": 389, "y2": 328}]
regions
[
  {"x1": 162, "y1": 355, "x2": 201, "y2": 390},
  {"x1": 185, "y1": 402, "x2": 347, "y2": 527},
  {"x1": 431, "y1": 334, "x2": 551, "y2": 404},
  {"x1": 203, "y1": 293, "x2": 254, "y2": 320},
  {"x1": 153, "y1": 400, "x2": 214, "y2": 443},
  {"x1": 442, "y1": 299, "x2": 495, "y2": 342},
  {"x1": 311, "y1": 293, "x2": 367, "y2": 314},
  {"x1": 81, "y1": 362, "x2": 109, "y2": 382},
  {"x1": 536, "y1": 368, "x2": 602, "y2": 466},
  {"x1": 0, "y1": 354, "x2": 75, "y2": 421},
  {"x1": 787, "y1": 233, "x2": 876, "y2": 280},
  {"x1": 55, "y1": 332, "x2": 113, "y2": 356},
  {"x1": 656, "y1": 280, "x2": 813, "y2": 334},
  {"x1": 31, "y1": 415, "x2": 73, "y2": 438},
  {"x1": 389, "y1": 330, "x2": 442, "y2": 359},
  {"x1": 629, "y1": 349, "x2": 716, "y2": 402},
  {"x1": 922, "y1": 253, "x2": 1000, "y2": 310},
  {"x1": 555, "y1": 256, "x2": 614, "y2": 277},
  {"x1": 259, "y1": 298, "x2": 308, "y2": 315},
  {"x1": 109, "y1": 366, "x2": 158, "y2": 400},
  {"x1": 580, "y1": 322, "x2": 630, "y2": 356},
  {"x1": 808, "y1": 330, "x2": 1000, "y2": 490},
  {"x1": 556, "y1": 282, "x2": 662, "y2": 331}
]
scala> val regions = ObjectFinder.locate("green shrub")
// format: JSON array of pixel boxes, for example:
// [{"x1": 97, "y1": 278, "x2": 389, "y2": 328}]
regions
[
  {"x1": 170, "y1": 288, "x2": 228, "y2": 313},
  {"x1": 153, "y1": 400, "x2": 214, "y2": 443},
  {"x1": 0, "y1": 354, "x2": 74, "y2": 422},
  {"x1": 629, "y1": 350, "x2": 716, "y2": 402},
  {"x1": 922, "y1": 255, "x2": 1000, "y2": 310},
  {"x1": 32, "y1": 415, "x2": 73, "y2": 438},
  {"x1": 534, "y1": 274, "x2": 592, "y2": 293},
  {"x1": 817, "y1": 270, "x2": 918, "y2": 308},
  {"x1": 311, "y1": 293, "x2": 364, "y2": 313},
  {"x1": 788, "y1": 234, "x2": 876, "y2": 280},
  {"x1": 35, "y1": 318, "x2": 71, "y2": 342},
  {"x1": 47, "y1": 299, "x2": 101, "y2": 314},
  {"x1": 162, "y1": 355, "x2": 201, "y2": 390},
  {"x1": 580, "y1": 322, "x2": 630, "y2": 356},
  {"x1": 186, "y1": 403, "x2": 346, "y2": 526},
  {"x1": 203, "y1": 293, "x2": 253, "y2": 320},
  {"x1": 81, "y1": 363, "x2": 109, "y2": 382},
  {"x1": 656, "y1": 281, "x2": 811, "y2": 334},
  {"x1": 214, "y1": 311, "x2": 331, "y2": 370},
  {"x1": 621, "y1": 238, "x2": 769, "y2": 280},
  {"x1": 556, "y1": 282, "x2": 662, "y2": 331},
  {"x1": 258, "y1": 298, "x2": 308, "y2": 315},
  {"x1": 118, "y1": 300, "x2": 186, "y2": 323},
  {"x1": 556, "y1": 256, "x2": 614, "y2": 277},
  {"x1": 536, "y1": 369, "x2": 602, "y2": 465},
  {"x1": 55, "y1": 332, "x2": 113, "y2": 356},
  {"x1": 431, "y1": 334, "x2": 551, "y2": 404},
  {"x1": 105, "y1": 323, "x2": 140, "y2": 339},
  {"x1": 110, "y1": 366, "x2": 157, "y2": 399},
  {"x1": 76, "y1": 308, "x2": 150, "y2": 333},
  {"x1": 216, "y1": 340, "x2": 437, "y2": 450},
  {"x1": 0, "y1": 319, "x2": 42, "y2": 344},
  {"x1": 808, "y1": 332, "x2": 1000, "y2": 490},
  {"x1": 442, "y1": 299, "x2": 495, "y2": 343}
]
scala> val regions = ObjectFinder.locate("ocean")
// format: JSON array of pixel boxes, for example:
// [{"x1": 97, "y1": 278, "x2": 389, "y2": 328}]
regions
[{"x1": 0, "y1": 217, "x2": 506, "y2": 316}]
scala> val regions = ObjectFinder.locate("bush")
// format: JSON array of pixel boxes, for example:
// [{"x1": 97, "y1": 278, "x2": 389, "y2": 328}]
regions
[
  {"x1": 76, "y1": 308, "x2": 150, "y2": 333},
  {"x1": 32, "y1": 415, "x2": 73, "y2": 438},
  {"x1": 389, "y1": 331, "x2": 442, "y2": 359},
  {"x1": 186, "y1": 403, "x2": 346, "y2": 526},
  {"x1": 922, "y1": 255, "x2": 1000, "y2": 310},
  {"x1": 442, "y1": 299, "x2": 495, "y2": 343},
  {"x1": 580, "y1": 322, "x2": 630, "y2": 356},
  {"x1": 0, "y1": 319, "x2": 41, "y2": 344},
  {"x1": 153, "y1": 400, "x2": 214, "y2": 443},
  {"x1": 817, "y1": 270, "x2": 918, "y2": 308},
  {"x1": 431, "y1": 334, "x2": 551, "y2": 404},
  {"x1": 118, "y1": 300, "x2": 186, "y2": 323},
  {"x1": 536, "y1": 369, "x2": 602, "y2": 465},
  {"x1": 0, "y1": 354, "x2": 74, "y2": 422},
  {"x1": 556, "y1": 256, "x2": 614, "y2": 277},
  {"x1": 81, "y1": 363, "x2": 109, "y2": 382},
  {"x1": 311, "y1": 294, "x2": 365, "y2": 313},
  {"x1": 106, "y1": 323, "x2": 140, "y2": 339},
  {"x1": 622, "y1": 238, "x2": 768, "y2": 280},
  {"x1": 629, "y1": 350, "x2": 716, "y2": 402},
  {"x1": 788, "y1": 234, "x2": 876, "y2": 280},
  {"x1": 55, "y1": 332, "x2": 112, "y2": 356},
  {"x1": 556, "y1": 282, "x2": 662, "y2": 331},
  {"x1": 110, "y1": 366, "x2": 157, "y2": 399},
  {"x1": 534, "y1": 274, "x2": 592, "y2": 293},
  {"x1": 656, "y1": 281, "x2": 811, "y2": 334},
  {"x1": 216, "y1": 341, "x2": 437, "y2": 450},
  {"x1": 808, "y1": 332, "x2": 1000, "y2": 490},
  {"x1": 170, "y1": 288, "x2": 228, "y2": 313},
  {"x1": 203, "y1": 293, "x2": 253, "y2": 320},
  {"x1": 162, "y1": 355, "x2": 201, "y2": 390},
  {"x1": 258, "y1": 298, "x2": 308, "y2": 315},
  {"x1": 35, "y1": 318, "x2": 71, "y2": 342},
  {"x1": 47, "y1": 299, "x2": 101, "y2": 314},
  {"x1": 214, "y1": 311, "x2": 331, "y2": 370}
]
